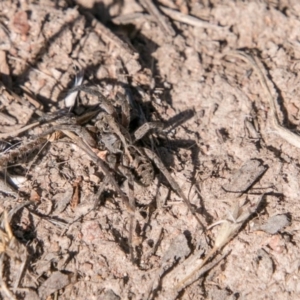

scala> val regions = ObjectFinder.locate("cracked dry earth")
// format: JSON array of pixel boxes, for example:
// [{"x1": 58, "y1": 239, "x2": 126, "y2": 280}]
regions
[{"x1": 0, "y1": 0, "x2": 300, "y2": 299}]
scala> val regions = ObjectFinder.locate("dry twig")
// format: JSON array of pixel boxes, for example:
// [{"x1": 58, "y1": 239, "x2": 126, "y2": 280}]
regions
[
  {"x1": 174, "y1": 195, "x2": 263, "y2": 292},
  {"x1": 139, "y1": 0, "x2": 175, "y2": 36}
]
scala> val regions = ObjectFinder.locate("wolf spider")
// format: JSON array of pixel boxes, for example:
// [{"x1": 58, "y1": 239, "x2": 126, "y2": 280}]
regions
[{"x1": 64, "y1": 85, "x2": 198, "y2": 217}]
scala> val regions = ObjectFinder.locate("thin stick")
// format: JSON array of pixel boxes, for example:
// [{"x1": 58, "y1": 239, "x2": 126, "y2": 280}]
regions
[
  {"x1": 139, "y1": 0, "x2": 175, "y2": 36},
  {"x1": 160, "y1": 6, "x2": 226, "y2": 30},
  {"x1": 0, "y1": 122, "x2": 40, "y2": 139}
]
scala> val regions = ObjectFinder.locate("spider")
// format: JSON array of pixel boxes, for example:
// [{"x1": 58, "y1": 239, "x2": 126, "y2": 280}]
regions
[{"x1": 65, "y1": 85, "x2": 198, "y2": 218}]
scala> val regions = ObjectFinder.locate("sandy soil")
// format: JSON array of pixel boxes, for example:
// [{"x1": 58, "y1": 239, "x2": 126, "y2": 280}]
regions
[{"x1": 0, "y1": 0, "x2": 300, "y2": 299}]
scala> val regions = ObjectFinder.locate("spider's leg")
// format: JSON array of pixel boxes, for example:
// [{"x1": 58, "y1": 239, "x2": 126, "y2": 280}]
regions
[
  {"x1": 143, "y1": 147, "x2": 204, "y2": 227},
  {"x1": 133, "y1": 122, "x2": 164, "y2": 142}
]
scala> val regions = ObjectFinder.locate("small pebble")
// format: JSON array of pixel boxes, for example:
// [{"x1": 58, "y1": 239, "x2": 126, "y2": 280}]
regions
[{"x1": 253, "y1": 214, "x2": 290, "y2": 234}]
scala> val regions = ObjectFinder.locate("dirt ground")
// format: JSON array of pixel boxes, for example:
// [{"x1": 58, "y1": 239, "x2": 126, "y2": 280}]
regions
[{"x1": 0, "y1": 0, "x2": 300, "y2": 299}]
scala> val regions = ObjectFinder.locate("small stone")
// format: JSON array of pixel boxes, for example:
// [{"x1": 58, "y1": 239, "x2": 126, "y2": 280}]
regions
[{"x1": 255, "y1": 214, "x2": 290, "y2": 234}]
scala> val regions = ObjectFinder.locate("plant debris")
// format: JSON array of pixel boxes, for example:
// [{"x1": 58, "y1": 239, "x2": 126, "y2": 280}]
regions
[{"x1": 0, "y1": 0, "x2": 299, "y2": 299}]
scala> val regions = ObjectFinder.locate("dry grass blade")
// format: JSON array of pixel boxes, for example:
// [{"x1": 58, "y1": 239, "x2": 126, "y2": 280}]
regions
[
  {"x1": 159, "y1": 251, "x2": 228, "y2": 300},
  {"x1": 0, "y1": 121, "x2": 40, "y2": 139},
  {"x1": 139, "y1": 0, "x2": 175, "y2": 36},
  {"x1": 174, "y1": 195, "x2": 264, "y2": 292},
  {"x1": 159, "y1": 6, "x2": 226, "y2": 30}
]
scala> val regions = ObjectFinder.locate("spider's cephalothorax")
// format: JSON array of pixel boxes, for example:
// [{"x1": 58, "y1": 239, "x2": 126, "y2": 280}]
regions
[{"x1": 95, "y1": 108, "x2": 155, "y2": 187}]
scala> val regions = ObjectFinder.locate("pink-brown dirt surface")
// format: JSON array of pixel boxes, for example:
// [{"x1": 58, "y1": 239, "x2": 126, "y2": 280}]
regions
[{"x1": 0, "y1": 1, "x2": 300, "y2": 299}]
